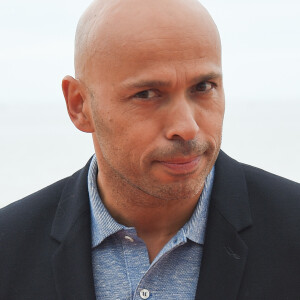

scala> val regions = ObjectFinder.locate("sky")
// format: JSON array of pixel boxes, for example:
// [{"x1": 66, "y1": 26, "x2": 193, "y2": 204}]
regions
[{"x1": 0, "y1": 0, "x2": 299, "y2": 207}]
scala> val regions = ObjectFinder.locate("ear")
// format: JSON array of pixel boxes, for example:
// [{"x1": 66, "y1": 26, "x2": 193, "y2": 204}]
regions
[{"x1": 62, "y1": 75, "x2": 94, "y2": 133}]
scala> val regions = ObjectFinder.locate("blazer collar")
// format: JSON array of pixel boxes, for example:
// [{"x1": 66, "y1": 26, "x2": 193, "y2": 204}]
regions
[
  {"x1": 210, "y1": 150, "x2": 252, "y2": 232},
  {"x1": 195, "y1": 150, "x2": 253, "y2": 299},
  {"x1": 50, "y1": 158, "x2": 96, "y2": 300}
]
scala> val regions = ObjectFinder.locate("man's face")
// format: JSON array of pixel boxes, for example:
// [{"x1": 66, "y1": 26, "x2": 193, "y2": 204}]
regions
[{"x1": 85, "y1": 6, "x2": 225, "y2": 202}]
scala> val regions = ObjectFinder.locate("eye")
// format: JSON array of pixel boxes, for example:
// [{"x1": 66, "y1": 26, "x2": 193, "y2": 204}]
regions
[
  {"x1": 133, "y1": 89, "x2": 158, "y2": 99},
  {"x1": 192, "y1": 82, "x2": 215, "y2": 93}
]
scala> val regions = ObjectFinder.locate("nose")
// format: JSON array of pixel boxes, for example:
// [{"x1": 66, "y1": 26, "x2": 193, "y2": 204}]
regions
[{"x1": 164, "y1": 98, "x2": 199, "y2": 141}]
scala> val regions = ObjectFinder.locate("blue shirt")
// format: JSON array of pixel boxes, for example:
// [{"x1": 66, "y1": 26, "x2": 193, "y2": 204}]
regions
[{"x1": 88, "y1": 155, "x2": 214, "y2": 300}]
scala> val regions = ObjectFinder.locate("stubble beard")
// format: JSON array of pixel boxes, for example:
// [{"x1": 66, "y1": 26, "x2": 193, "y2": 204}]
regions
[{"x1": 96, "y1": 136, "x2": 218, "y2": 208}]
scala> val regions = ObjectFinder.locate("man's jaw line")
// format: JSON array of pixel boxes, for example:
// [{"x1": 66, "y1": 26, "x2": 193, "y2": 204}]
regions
[{"x1": 97, "y1": 155, "x2": 202, "y2": 205}]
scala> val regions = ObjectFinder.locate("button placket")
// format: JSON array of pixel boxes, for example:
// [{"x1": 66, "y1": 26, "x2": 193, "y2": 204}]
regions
[{"x1": 121, "y1": 228, "x2": 150, "y2": 299}]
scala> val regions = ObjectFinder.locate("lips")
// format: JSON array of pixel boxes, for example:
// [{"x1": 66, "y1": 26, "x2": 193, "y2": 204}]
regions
[{"x1": 158, "y1": 156, "x2": 201, "y2": 175}]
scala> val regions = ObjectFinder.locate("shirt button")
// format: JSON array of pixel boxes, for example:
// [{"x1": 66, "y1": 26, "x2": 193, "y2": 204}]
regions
[
  {"x1": 124, "y1": 235, "x2": 134, "y2": 242},
  {"x1": 140, "y1": 289, "x2": 150, "y2": 299}
]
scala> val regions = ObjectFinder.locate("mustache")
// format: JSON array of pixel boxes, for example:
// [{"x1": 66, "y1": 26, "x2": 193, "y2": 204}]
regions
[{"x1": 149, "y1": 140, "x2": 209, "y2": 161}]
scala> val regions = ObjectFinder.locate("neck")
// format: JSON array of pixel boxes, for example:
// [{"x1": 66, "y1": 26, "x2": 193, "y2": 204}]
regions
[{"x1": 96, "y1": 162, "x2": 203, "y2": 262}]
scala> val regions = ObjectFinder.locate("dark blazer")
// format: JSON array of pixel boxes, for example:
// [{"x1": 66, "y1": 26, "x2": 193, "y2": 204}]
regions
[{"x1": 1, "y1": 151, "x2": 300, "y2": 300}]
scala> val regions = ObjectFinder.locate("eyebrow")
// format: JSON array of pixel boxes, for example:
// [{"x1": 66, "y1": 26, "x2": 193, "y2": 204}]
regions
[
  {"x1": 190, "y1": 72, "x2": 223, "y2": 85},
  {"x1": 122, "y1": 72, "x2": 222, "y2": 90}
]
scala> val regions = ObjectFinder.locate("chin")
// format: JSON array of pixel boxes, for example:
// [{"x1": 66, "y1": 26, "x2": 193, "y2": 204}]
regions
[{"x1": 149, "y1": 175, "x2": 208, "y2": 202}]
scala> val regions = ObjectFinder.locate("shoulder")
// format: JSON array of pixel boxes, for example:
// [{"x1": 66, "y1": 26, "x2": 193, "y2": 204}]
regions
[
  {"x1": 0, "y1": 155, "x2": 92, "y2": 244},
  {"x1": 0, "y1": 176, "x2": 71, "y2": 287},
  {"x1": 240, "y1": 162, "x2": 300, "y2": 206},
  {"x1": 241, "y1": 161, "x2": 300, "y2": 191},
  {"x1": 238, "y1": 162, "x2": 300, "y2": 241},
  {"x1": 217, "y1": 150, "x2": 300, "y2": 200},
  {"x1": 0, "y1": 177, "x2": 69, "y2": 238},
  {"x1": 0, "y1": 157, "x2": 92, "y2": 229},
  {"x1": 215, "y1": 151, "x2": 300, "y2": 230}
]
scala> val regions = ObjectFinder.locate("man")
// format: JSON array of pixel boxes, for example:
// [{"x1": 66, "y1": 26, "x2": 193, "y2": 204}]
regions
[{"x1": 1, "y1": 0, "x2": 300, "y2": 299}]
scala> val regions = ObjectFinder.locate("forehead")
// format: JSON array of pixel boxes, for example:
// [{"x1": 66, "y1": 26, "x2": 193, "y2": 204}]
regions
[{"x1": 89, "y1": 37, "x2": 221, "y2": 88}]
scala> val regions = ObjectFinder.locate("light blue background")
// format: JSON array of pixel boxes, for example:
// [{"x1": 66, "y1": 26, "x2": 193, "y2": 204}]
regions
[{"x1": 1, "y1": 0, "x2": 299, "y2": 208}]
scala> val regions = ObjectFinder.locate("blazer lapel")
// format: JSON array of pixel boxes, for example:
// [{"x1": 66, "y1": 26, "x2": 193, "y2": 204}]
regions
[
  {"x1": 195, "y1": 151, "x2": 253, "y2": 300},
  {"x1": 50, "y1": 160, "x2": 96, "y2": 300}
]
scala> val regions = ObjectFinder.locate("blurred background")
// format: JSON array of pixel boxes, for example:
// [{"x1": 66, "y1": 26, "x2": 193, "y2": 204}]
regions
[{"x1": 1, "y1": 0, "x2": 299, "y2": 208}]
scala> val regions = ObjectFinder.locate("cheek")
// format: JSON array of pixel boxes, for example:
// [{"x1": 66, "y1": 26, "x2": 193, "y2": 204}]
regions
[
  {"x1": 94, "y1": 109, "x2": 158, "y2": 161},
  {"x1": 197, "y1": 103, "x2": 224, "y2": 143},
  {"x1": 92, "y1": 105, "x2": 122, "y2": 157}
]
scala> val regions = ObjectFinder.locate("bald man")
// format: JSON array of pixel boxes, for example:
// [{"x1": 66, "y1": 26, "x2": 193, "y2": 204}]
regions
[{"x1": 1, "y1": 0, "x2": 300, "y2": 299}]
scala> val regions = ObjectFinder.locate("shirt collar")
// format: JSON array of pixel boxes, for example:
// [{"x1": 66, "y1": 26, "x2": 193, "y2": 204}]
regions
[
  {"x1": 88, "y1": 154, "x2": 214, "y2": 248},
  {"x1": 88, "y1": 155, "x2": 125, "y2": 248},
  {"x1": 183, "y1": 165, "x2": 214, "y2": 244}
]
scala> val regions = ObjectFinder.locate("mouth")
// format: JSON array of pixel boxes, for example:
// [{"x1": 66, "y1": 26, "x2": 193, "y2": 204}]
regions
[{"x1": 158, "y1": 156, "x2": 201, "y2": 175}]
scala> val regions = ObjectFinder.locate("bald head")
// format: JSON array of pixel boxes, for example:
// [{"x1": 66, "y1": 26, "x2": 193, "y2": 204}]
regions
[{"x1": 74, "y1": 0, "x2": 221, "y2": 81}]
